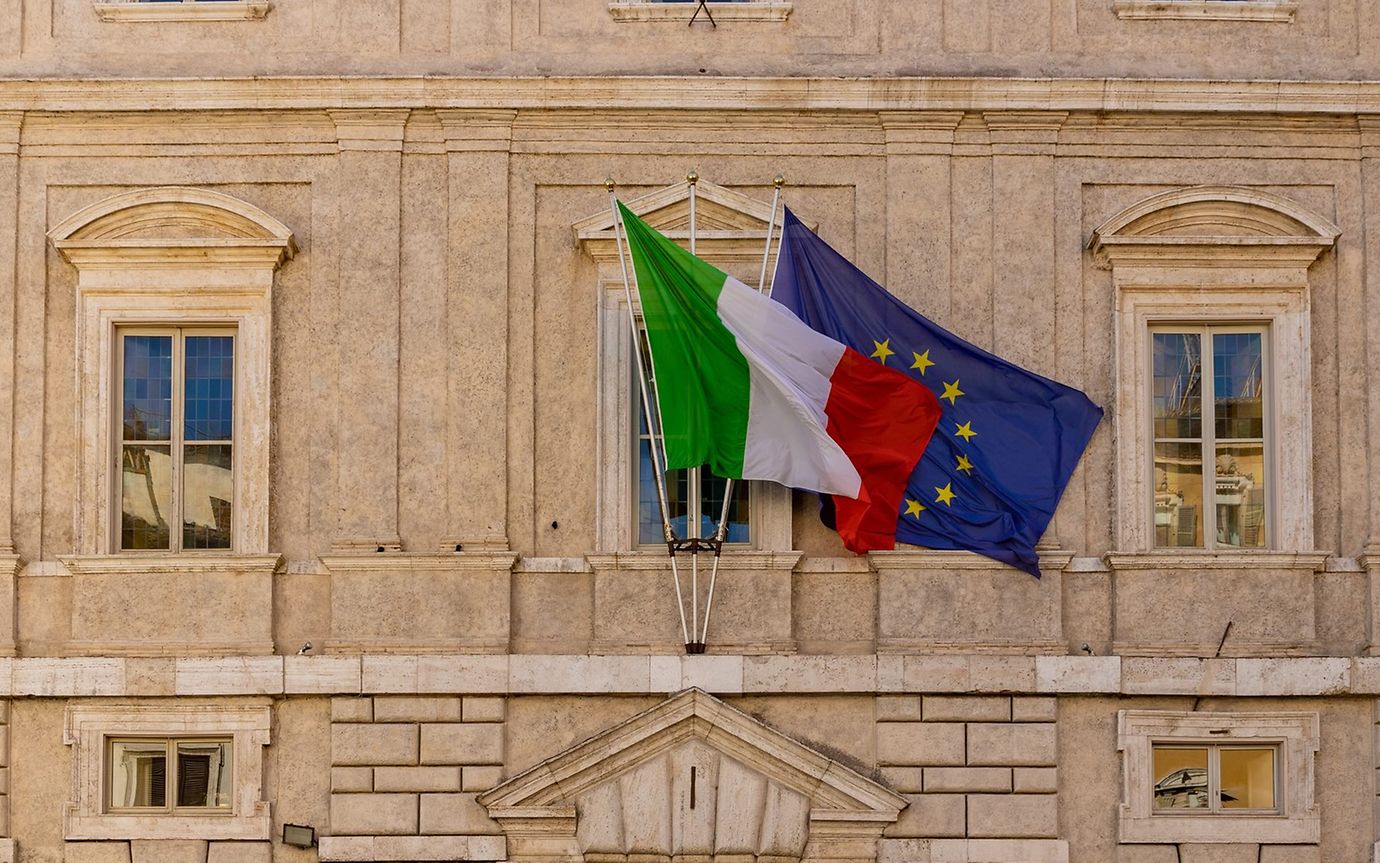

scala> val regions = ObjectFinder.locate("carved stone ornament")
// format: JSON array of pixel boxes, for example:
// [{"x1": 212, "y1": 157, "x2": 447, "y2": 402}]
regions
[{"x1": 479, "y1": 688, "x2": 905, "y2": 863}]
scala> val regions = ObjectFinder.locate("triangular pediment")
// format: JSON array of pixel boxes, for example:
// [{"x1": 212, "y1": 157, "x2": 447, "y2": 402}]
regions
[
  {"x1": 574, "y1": 180, "x2": 814, "y2": 267},
  {"x1": 479, "y1": 690, "x2": 903, "y2": 863}
]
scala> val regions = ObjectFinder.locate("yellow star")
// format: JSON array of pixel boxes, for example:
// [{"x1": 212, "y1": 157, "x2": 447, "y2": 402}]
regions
[
  {"x1": 940, "y1": 379, "x2": 965, "y2": 405},
  {"x1": 954, "y1": 420, "x2": 977, "y2": 442},
  {"x1": 955, "y1": 454, "x2": 974, "y2": 475},
  {"x1": 904, "y1": 498, "x2": 926, "y2": 519},
  {"x1": 870, "y1": 339, "x2": 895, "y2": 364},
  {"x1": 910, "y1": 350, "x2": 935, "y2": 376},
  {"x1": 934, "y1": 483, "x2": 957, "y2": 507}
]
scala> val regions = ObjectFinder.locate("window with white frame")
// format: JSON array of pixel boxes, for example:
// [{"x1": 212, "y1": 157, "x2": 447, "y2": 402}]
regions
[
  {"x1": 65, "y1": 702, "x2": 271, "y2": 840},
  {"x1": 48, "y1": 186, "x2": 294, "y2": 557},
  {"x1": 117, "y1": 328, "x2": 236, "y2": 552},
  {"x1": 1118, "y1": 710, "x2": 1318, "y2": 844},
  {"x1": 1150, "y1": 325, "x2": 1269, "y2": 550},
  {"x1": 1089, "y1": 185, "x2": 1338, "y2": 555}
]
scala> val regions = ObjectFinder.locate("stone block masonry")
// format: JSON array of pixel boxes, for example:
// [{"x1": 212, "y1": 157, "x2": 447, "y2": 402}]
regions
[
  {"x1": 329, "y1": 696, "x2": 505, "y2": 841},
  {"x1": 878, "y1": 695, "x2": 1056, "y2": 841}
]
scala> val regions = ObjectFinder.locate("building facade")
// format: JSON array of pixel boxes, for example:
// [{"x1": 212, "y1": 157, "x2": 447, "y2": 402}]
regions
[{"x1": 1, "y1": 1, "x2": 1378, "y2": 862}]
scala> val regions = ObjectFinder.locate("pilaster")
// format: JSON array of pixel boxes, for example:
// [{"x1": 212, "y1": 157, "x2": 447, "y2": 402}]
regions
[
  {"x1": 879, "y1": 112, "x2": 963, "y2": 322},
  {"x1": 1360, "y1": 117, "x2": 1380, "y2": 557},
  {"x1": 435, "y1": 110, "x2": 517, "y2": 553},
  {"x1": 0, "y1": 113, "x2": 17, "y2": 556},
  {"x1": 329, "y1": 109, "x2": 410, "y2": 552}
]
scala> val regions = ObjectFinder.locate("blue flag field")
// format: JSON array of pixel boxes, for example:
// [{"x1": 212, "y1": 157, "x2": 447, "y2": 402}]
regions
[{"x1": 771, "y1": 208, "x2": 1103, "y2": 577}]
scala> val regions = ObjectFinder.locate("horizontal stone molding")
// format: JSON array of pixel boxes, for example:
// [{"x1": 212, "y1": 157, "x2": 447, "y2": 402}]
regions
[
  {"x1": 880, "y1": 839, "x2": 1069, "y2": 863},
  {"x1": 1112, "y1": 0, "x2": 1297, "y2": 22},
  {"x1": 319, "y1": 835, "x2": 505, "y2": 862},
  {"x1": 0, "y1": 654, "x2": 1375, "y2": 698},
  {"x1": 93, "y1": 0, "x2": 272, "y2": 23},
  {"x1": 608, "y1": 1, "x2": 792, "y2": 23},
  {"x1": 5, "y1": 76, "x2": 1380, "y2": 116}
]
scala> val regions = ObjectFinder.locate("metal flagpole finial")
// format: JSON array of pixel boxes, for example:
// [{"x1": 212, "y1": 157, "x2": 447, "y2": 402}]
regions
[
  {"x1": 604, "y1": 177, "x2": 616, "y2": 192},
  {"x1": 773, "y1": 174, "x2": 785, "y2": 188},
  {"x1": 687, "y1": 169, "x2": 699, "y2": 186}
]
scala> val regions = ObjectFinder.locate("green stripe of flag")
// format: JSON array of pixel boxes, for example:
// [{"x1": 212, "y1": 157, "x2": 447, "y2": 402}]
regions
[{"x1": 619, "y1": 202, "x2": 750, "y2": 477}]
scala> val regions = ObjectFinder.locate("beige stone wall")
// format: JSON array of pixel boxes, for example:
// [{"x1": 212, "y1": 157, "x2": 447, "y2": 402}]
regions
[
  {"x1": 0, "y1": 1, "x2": 1375, "y2": 81},
  {"x1": 1, "y1": 4, "x2": 1379, "y2": 857}
]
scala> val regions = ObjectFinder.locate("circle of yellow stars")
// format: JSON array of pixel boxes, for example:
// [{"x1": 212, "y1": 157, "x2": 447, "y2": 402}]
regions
[{"x1": 870, "y1": 338, "x2": 977, "y2": 519}]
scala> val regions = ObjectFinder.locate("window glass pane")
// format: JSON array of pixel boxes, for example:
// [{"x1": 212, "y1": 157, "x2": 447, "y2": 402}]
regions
[
  {"x1": 122, "y1": 444, "x2": 173, "y2": 550},
  {"x1": 122, "y1": 335, "x2": 173, "y2": 441},
  {"x1": 1153, "y1": 746, "x2": 1210, "y2": 810},
  {"x1": 1219, "y1": 747, "x2": 1275, "y2": 810},
  {"x1": 1215, "y1": 442, "x2": 1266, "y2": 548},
  {"x1": 699, "y1": 469, "x2": 750, "y2": 542},
  {"x1": 1152, "y1": 332, "x2": 1201, "y2": 439},
  {"x1": 175, "y1": 740, "x2": 233, "y2": 809},
  {"x1": 183, "y1": 445, "x2": 233, "y2": 550},
  {"x1": 184, "y1": 336, "x2": 234, "y2": 442},
  {"x1": 1213, "y1": 332, "x2": 1263, "y2": 440},
  {"x1": 110, "y1": 741, "x2": 167, "y2": 809},
  {"x1": 666, "y1": 467, "x2": 691, "y2": 539},
  {"x1": 1154, "y1": 442, "x2": 1203, "y2": 548}
]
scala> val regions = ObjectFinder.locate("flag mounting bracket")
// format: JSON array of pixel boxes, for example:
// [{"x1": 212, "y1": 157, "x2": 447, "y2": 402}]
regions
[{"x1": 688, "y1": 0, "x2": 717, "y2": 27}]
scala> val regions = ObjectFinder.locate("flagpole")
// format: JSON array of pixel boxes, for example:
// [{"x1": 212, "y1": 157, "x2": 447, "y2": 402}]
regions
[
  {"x1": 699, "y1": 174, "x2": 784, "y2": 646},
  {"x1": 686, "y1": 169, "x2": 700, "y2": 651},
  {"x1": 607, "y1": 179, "x2": 691, "y2": 647}
]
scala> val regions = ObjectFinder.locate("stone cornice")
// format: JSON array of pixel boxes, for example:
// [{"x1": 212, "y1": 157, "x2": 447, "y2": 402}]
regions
[
  {"x1": 1, "y1": 653, "x2": 1380, "y2": 698},
  {"x1": 6, "y1": 76, "x2": 1380, "y2": 116}
]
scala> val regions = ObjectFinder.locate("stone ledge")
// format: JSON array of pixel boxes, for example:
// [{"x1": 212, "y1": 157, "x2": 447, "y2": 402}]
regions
[
  {"x1": 93, "y1": 1, "x2": 272, "y2": 23},
  {"x1": 607, "y1": 1, "x2": 791, "y2": 23},
  {"x1": 4, "y1": 654, "x2": 1380, "y2": 697},
  {"x1": 879, "y1": 838, "x2": 1069, "y2": 863},
  {"x1": 319, "y1": 835, "x2": 503, "y2": 861},
  {"x1": 1112, "y1": 0, "x2": 1296, "y2": 22}
]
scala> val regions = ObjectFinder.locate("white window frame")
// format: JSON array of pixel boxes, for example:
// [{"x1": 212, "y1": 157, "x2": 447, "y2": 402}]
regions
[
  {"x1": 65, "y1": 702, "x2": 271, "y2": 840},
  {"x1": 1147, "y1": 742, "x2": 1280, "y2": 816},
  {"x1": 1147, "y1": 323, "x2": 1272, "y2": 551},
  {"x1": 608, "y1": 0, "x2": 793, "y2": 24},
  {"x1": 1111, "y1": 1, "x2": 1297, "y2": 22},
  {"x1": 114, "y1": 326, "x2": 238, "y2": 553},
  {"x1": 94, "y1": 0, "x2": 272, "y2": 23},
  {"x1": 1090, "y1": 186, "x2": 1338, "y2": 555},
  {"x1": 49, "y1": 186, "x2": 295, "y2": 557},
  {"x1": 1118, "y1": 710, "x2": 1318, "y2": 844}
]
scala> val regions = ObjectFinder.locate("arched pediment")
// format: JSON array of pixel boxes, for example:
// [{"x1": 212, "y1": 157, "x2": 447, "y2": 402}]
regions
[
  {"x1": 479, "y1": 689, "x2": 904, "y2": 863},
  {"x1": 575, "y1": 180, "x2": 812, "y2": 267},
  {"x1": 1089, "y1": 185, "x2": 1339, "y2": 269},
  {"x1": 49, "y1": 186, "x2": 296, "y2": 268}
]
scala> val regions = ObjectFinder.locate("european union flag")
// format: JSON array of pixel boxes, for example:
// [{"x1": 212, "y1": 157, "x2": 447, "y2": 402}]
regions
[{"x1": 772, "y1": 208, "x2": 1103, "y2": 577}]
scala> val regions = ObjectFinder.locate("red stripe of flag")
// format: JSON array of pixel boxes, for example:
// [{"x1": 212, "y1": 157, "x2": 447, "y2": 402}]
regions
[{"x1": 823, "y1": 347, "x2": 942, "y2": 553}]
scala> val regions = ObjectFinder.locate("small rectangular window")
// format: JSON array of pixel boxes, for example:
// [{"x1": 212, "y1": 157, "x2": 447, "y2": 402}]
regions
[
  {"x1": 117, "y1": 328, "x2": 235, "y2": 552},
  {"x1": 1150, "y1": 325, "x2": 1268, "y2": 550},
  {"x1": 1152, "y1": 743, "x2": 1278, "y2": 814},
  {"x1": 107, "y1": 737, "x2": 233, "y2": 814}
]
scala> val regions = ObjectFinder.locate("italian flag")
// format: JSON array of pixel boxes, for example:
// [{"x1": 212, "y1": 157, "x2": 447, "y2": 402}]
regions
[{"x1": 619, "y1": 202, "x2": 941, "y2": 552}]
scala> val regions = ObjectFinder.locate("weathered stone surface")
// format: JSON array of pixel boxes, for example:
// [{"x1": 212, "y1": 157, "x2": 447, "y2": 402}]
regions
[
  {"x1": 373, "y1": 766, "x2": 462, "y2": 793},
  {"x1": 461, "y1": 765, "x2": 505, "y2": 793},
  {"x1": 883, "y1": 794, "x2": 964, "y2": 838},
  {"x1": 1177, "y1": 845, "x2": 1260, "y2": 863},
  {"x1": 418, "y1": 792, "x2": 503, "y2": 835},
  {"x1": 877, "y1": 722, "x2": 966, "y2": 766},
  {"x1": 330, "y1": 766, "x2": 373, "y2": 793},
  {"x1": 129, "y1": 841, "x2": 208, "y2": 863},
  {"x1": 461, "y1": 697, "x2": 506, "y2": 723},
  {"x1": 205, "y1": 843, "x2": 271, "y2": 863},
  {"x1": 1258, "y1": 845, "x2": 1320, "y2": 863},
  {"x1": 966, "y1": 723, "x2": 1057, "y2": 767},
  {"x1": 923, "y1": 767, "x2": 1012, "y2": 793},
  {"x1": 1010, "y1": 697, "x2": 1058, "y2": 723},
  {"x1": 420, "y1": 723, "x2": 504, "y2": 765},
  {"x1": 966, "y1": 794, "x2": 1058, "y2": 838},
  {"x1": 876, "y1": 695, "x2": 922, "y2": 722},
  {"x1": 329, "y1": 793, "x2": 418, "y2": 835},
  {"x1": 923, "y1": 695, "x2": 1011, "y2": 722},
  {"x1": 331, "y1": 697, "x2": 373, "y2": 723},
  {"x1": 64, "y1": 843, "x2": 131, "y2": 863},
  {"x1": 1011, "y1": 767, "x2": 1057, "y2": 794},
  {"x1": 373, "y1": 696, "x2": 463, "y2": 723},
  {"x1": 331, "y1": 724, "x2": 418, "y2": 766}
]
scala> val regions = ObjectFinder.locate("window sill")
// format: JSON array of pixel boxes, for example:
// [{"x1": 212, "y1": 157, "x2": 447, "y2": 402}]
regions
[
  {"x1": 608, "y1": 1, "x2": 792, "y2": 24},
  {"x1": 1103, "y1": 550, "x2": 1329, "y2": 571},
  {"x1": 93, "y1": 1, "x2": 271, "y2": 23},
  {"x1": 1112, "y1": 1, "x2": 1297, "y2": 22}
]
